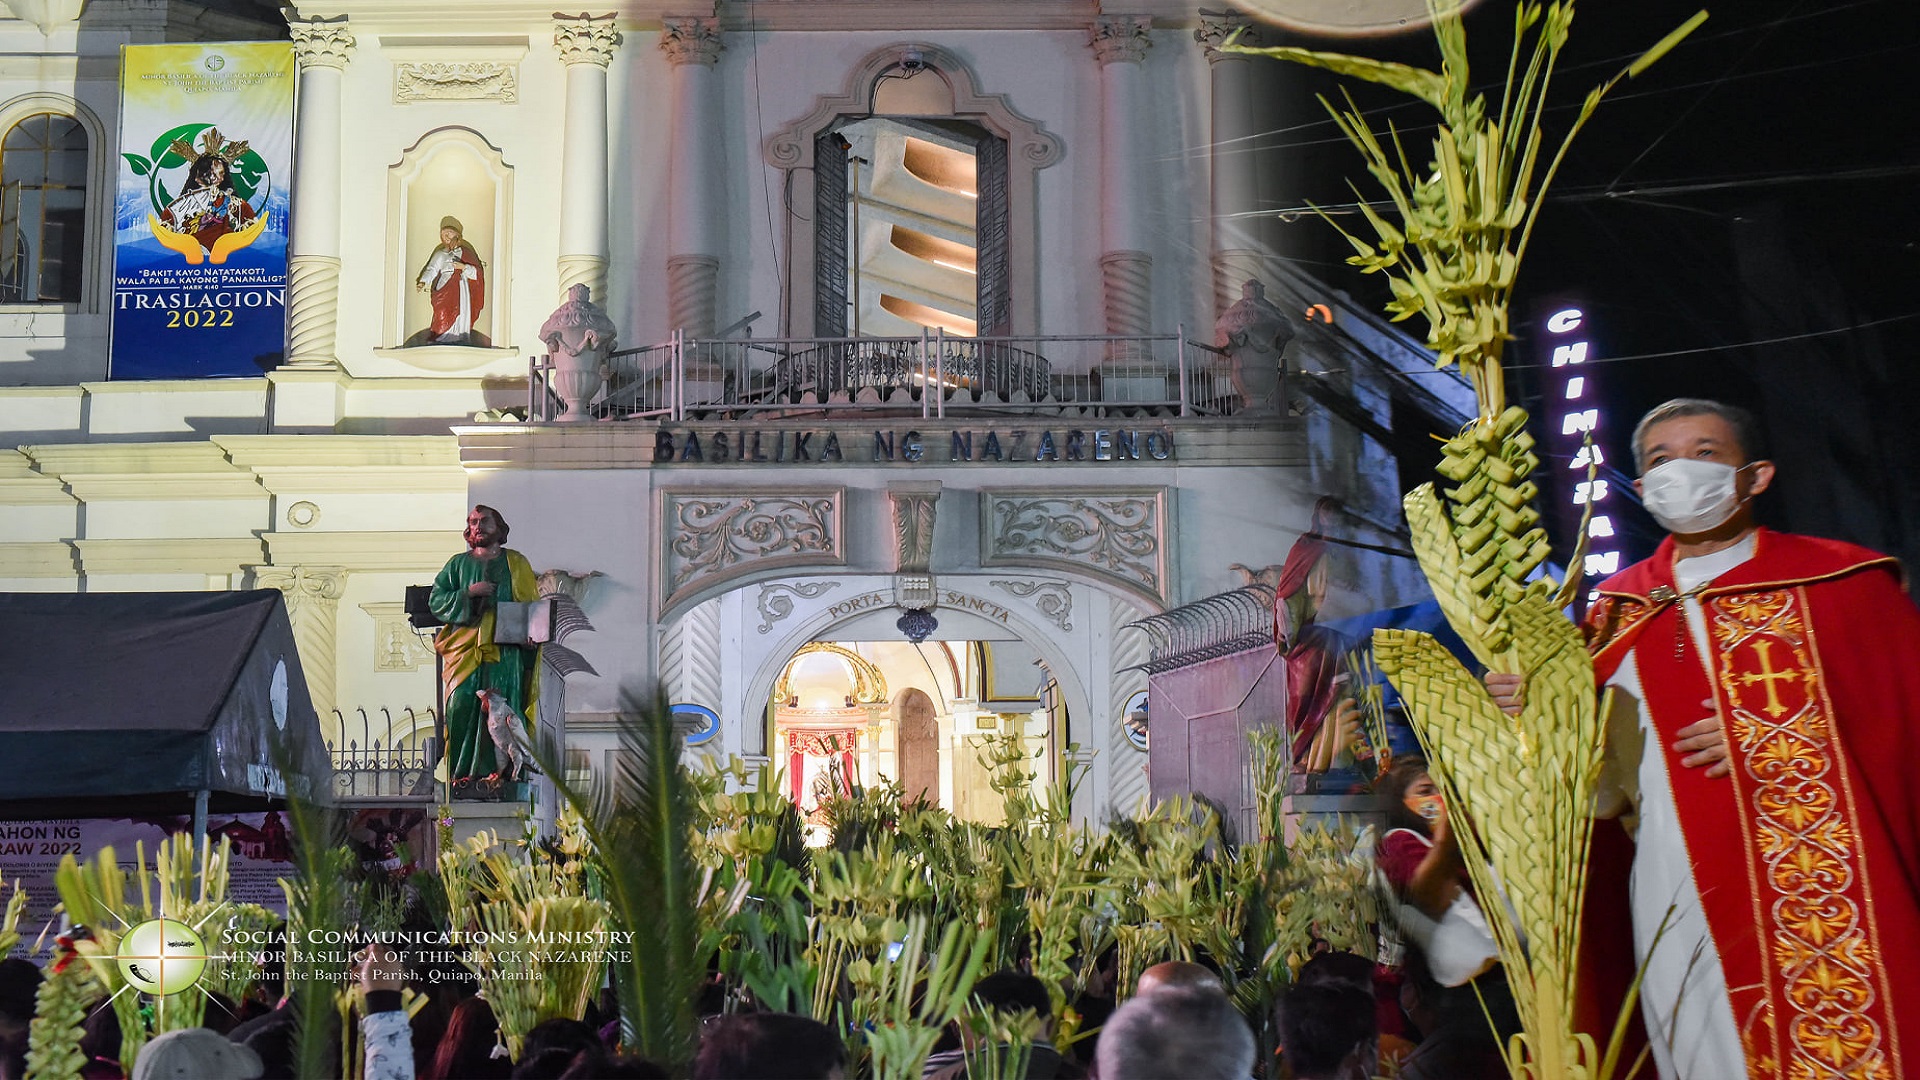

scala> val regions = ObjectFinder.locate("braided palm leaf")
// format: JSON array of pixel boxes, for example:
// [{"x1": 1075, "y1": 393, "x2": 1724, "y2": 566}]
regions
[
  {"x1": 1238, "y1": 6, "x2": 1706, "y2": 1076},
  {"x1": 1374, "y1": 599, "x2": 1602, "y2": 1078}
]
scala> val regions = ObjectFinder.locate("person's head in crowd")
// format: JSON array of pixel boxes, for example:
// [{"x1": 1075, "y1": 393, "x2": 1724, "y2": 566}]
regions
[
  {"x1": 511, "y1": 1017, "x2": 605, "y2": 1078},
  {"x1": 1279, "y1": 982, "x2": 1378, "y2": 1080},
  {"x1": 79, "y1": 1001, "x2": 124, "y2": 1079},
  {"x1": 1378, "y1": 756, "x2": 1444, "y2": 837},
  {"x1": 422, "y1": 996, "x2": 511, "y2": 1080},
  {"x1": 0, "y1": 959, "x2": 40, "y2": 1040},
  {"x1": 512, "y1": 1049, "x2": 581, "y2": 1080},
  {"x1": 130, "y1": 1027, "x2": 264, "y2": 1080},
  {"x1": 1091, "y1": 985, "x2": 1254, "y2": 1080},
  {"x1": 970, "y1": 970, "x2": 1054, "y2": 1036},
  {"x1": 690, "y1": 1012, "x2": 846, "y2": 1080},
  {"x1": 1295, "y1": 951, "x2": 1375, "y2": 996},
  {"x1": 555, "y1": 1050, "x2": 669, "y2": 1079},
  {"x1": 1133, "y1": 960, "x2": 1223, "y2": 998}
]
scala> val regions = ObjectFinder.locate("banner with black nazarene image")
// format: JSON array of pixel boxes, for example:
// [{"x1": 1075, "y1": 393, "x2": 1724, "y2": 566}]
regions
[{"x1": 110, "y1": 42, "x2": 293, "y2": 379}]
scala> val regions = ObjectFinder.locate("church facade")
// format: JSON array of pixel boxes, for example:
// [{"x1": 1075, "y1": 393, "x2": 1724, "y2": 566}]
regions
[{"x1": 0, "y1": 0, "x2": 1472, "y2": 824}]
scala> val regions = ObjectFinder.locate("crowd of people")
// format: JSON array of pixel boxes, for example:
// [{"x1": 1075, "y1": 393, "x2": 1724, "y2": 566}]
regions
[{"x1": 0, "y1": 868, "x2": 1510, "y2": 1080}]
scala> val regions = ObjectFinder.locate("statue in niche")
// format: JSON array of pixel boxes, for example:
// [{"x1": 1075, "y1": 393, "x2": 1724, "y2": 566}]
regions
[{"x1": 411, "y1": 215, "x2": 489, "y2": 346}]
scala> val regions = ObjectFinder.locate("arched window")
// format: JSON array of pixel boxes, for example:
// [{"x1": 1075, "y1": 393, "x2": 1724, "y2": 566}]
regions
[
  {"x1": 0, "y1": 113, "x2": 87, "y2": 303},
  {"x1": 765, "y1": 45, "x2": 1061, "y2": 339}
]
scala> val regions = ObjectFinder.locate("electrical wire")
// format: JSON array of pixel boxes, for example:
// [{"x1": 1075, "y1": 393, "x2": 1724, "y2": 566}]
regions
[
  {"x1": 1364, "y1": 310, "x2": 1920, "y2": 377},
  {"x1": 1172, "y1": 0, "x2": 1896, "y2": 161}
]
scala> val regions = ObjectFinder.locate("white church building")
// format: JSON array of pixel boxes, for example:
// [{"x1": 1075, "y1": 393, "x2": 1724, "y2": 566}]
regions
[{"x1": 0, "y1": 0, "x2": 1473, "y2": 827}]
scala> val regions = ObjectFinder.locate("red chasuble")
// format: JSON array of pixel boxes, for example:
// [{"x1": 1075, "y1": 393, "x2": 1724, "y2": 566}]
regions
[{"x1": 1582, "y1": 528, "x2": 1920, "y2": 1078}]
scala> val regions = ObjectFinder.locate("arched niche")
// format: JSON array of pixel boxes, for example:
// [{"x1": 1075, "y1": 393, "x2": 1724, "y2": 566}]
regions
[
  {"x1": 383, "y1": 127, "x2": 514, "y2": 355},
  {"x1": 0, "y1": 93, "x2": 110, "y2": 314},
  {"x1": 764, "y1": 44, "x2": 1062, "y2": 338}
]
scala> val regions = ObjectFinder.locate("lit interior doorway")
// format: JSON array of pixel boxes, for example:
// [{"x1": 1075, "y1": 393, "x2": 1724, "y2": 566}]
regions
[{"x1": 767, "y1": 638, "x2": 1063, "y2": 838}]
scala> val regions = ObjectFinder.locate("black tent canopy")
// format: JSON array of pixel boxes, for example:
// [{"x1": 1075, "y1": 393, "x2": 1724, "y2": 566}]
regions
[{"x1": 0, "y1": 590, "x2": 332, "y2": 819}]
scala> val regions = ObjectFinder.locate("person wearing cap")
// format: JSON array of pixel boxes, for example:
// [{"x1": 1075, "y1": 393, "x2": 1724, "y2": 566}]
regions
[{"x1": 132, "y1": 1028, "x2": 263, "y2": 1080}]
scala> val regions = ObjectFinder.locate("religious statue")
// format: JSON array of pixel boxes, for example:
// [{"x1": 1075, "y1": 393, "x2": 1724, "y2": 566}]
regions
[
  {"x1": 430, "y1": 504, "x2": 538, "y2": 796},
  {"x1": 413, "y1": 216, "x2": 487, "y2": 346},
  {"x1": 157, "y1": 128, "x2": 259, "y2": 254}
]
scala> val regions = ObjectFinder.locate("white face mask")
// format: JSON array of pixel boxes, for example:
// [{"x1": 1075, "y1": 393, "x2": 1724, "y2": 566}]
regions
[{"x1": 1640, "y1": 458, "x2": 1746, "y2": 535}]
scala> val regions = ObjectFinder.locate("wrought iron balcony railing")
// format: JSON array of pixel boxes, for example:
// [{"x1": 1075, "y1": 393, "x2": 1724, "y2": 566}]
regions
[{"x1": 528, "y1": 328, "x2": 1243, "y2": 423}]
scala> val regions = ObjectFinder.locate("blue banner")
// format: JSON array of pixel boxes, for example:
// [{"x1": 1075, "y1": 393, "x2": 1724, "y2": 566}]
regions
[{"x1": 110, "y1": 43, "x2": 293, "y2": 380}]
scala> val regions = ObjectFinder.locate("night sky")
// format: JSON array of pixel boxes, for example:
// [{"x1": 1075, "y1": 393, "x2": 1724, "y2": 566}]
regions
[{"x1": 1255, "y1": 0, "x2": 1920, "y2": 571}]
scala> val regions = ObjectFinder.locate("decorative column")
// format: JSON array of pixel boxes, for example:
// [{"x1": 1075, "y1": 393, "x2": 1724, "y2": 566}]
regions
[
  {"x1": 660, "y1": 17, "x2": 726, "y2": 338},
  {"x1": 285, "y1": 16, "x2": 355, "y2": 370},
  {"x1": 1197, "y1": 11, "x2": 1267, "y2": 317},
  {"x1": 1090, "y1": 16, "x2": 1158, "y2": 387},
  {"x1": 254, "y1": 565, "x2": 348, "y2": 724},
  {"x1": 553, "y1": 13, "x2": 622, "y2": 303}
]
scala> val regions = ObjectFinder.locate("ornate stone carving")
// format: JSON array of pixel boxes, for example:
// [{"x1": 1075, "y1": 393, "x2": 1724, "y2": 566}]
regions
[
  {"x1": 537, "y1": 568, "x2": 603, "y2": 604},
  {"x1": 553, "y1": 13, "x2": 621, "y2": 68},
  {"x1": 1195, "y1": 10, "x2": 1261, "y2": 62},
  {"x1": 989, "y1": 579, "x2": 1074, "y2": 632},
  {"x1": 661, "y1": 491, "x2": 845, "y2": 613},
  {"x1": 290, "y1": 16, "x2": 356, "y2": 71},
  {"x1": 658, "y1": 17, "x2": 723, "y2": 67},
  {"x1": 1089, "y1": 15, "x2": 1152, "y2": 65},
  {"x1": 981, "y1": 491, "x2": 1170, "y2": 607},
  {"x1": 360, "y1": 601, "x2": 433, "y2": 673},
  {"x1": 757, "y1": 581, "x2": 840, "y2": 634},
  {"x1": 255, "y1": 565, "x2": 347, "y2": 718},
  {"x1": 395, "y1": 61, "x2": 518, "y2": 104},
  {"x1": 1215, "y1": 279, "x2": 1296, "y2": 416},
  {"x1": 887, "y1": 483, "x2": 942, "y2": 574}
]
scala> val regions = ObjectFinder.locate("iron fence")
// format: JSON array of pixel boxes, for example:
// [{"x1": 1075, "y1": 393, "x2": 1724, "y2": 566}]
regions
[
  {"x1": 529, "y1": 328, "x2": 1243, "y2": 422},
  {"x1": 328, "y1": 706, "x2": 440, "y2": 802}
]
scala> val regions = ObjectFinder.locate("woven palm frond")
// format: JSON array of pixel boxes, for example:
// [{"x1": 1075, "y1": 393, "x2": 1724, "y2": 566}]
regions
[{"x1": 1374, "y1": 602, "x2": 1603, "y2": 1077}]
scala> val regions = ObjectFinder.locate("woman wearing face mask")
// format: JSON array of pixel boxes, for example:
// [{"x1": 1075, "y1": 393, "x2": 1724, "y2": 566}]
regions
[{"x1": 1374, "y1": 757, "x2": 1519, "y2": 1071}]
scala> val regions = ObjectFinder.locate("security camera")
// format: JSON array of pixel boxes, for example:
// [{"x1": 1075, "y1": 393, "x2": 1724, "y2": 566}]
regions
[{"x1": 899, "y1": 49, "x2": 926, "y2": 73}]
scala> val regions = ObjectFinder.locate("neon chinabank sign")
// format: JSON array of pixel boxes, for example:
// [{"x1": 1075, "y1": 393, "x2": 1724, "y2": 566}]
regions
[{"x1": 1542, "y1": 305, "x2": 1621, "y2": 609}]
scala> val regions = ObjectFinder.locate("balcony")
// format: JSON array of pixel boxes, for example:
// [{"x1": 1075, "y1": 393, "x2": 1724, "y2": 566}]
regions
[{"x1": 527, "y1": 329, "x2": 1245, "y2": 423}]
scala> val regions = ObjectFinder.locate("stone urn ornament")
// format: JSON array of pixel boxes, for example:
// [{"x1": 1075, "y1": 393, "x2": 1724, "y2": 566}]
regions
[
  {"x1": 539, "y1": 284, "x2": 618, "y2": 422},
  {"x1": 1214, "y1": 279, "x2": 1296, "y2": 416}
]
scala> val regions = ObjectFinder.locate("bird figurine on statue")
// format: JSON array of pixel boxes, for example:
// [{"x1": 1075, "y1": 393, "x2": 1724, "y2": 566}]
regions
[{"x1": 476, "y1": 688, "x2": 541, "y2": 785}]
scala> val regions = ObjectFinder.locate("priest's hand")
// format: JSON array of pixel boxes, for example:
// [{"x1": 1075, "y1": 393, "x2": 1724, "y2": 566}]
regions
[
  {"x1": 1484, "y1": 672, "x2": 1524, "y2": 716},
  {"x1": 1674, "y1": 701, "x2": 1730, "y2": 778}
]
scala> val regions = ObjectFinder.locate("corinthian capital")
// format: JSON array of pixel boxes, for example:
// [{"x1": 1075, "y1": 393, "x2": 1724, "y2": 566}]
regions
[
  {"x1": 255, "y1": 565, "x2": 349, "y2": 604},
  {"x1": 658, "y1": 16, "x2": 723, "y2": 67},
  {"x1": 1089, "y1": 15, "x2": 1152, "y2": 66},
  {"x1": 1195, "y1": 9, "x2": 1261, "y2": 62},
  {"x1": 554, "y1": 12, "x2": 622, "y2": 68},
  {"x1": 290, "y1": 15, "x2": 355, "y2": 71}
]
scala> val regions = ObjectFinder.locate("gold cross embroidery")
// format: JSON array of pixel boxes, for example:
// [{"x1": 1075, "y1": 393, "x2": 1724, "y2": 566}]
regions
[{"x1": 1738, "y1": 638, "x2": 1804, "y2": 720}]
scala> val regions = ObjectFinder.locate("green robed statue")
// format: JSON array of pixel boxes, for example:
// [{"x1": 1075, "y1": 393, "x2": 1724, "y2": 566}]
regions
[{"x1": 431, "y1": 504, "x2": 539, "y2": 794}]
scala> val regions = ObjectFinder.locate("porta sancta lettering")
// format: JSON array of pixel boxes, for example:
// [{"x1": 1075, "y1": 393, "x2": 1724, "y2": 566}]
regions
[
  {"x1": 652, "y1": 428, "x2": 1173, "y2": 465},
  {"x1": 826, "y1": 592, "x2": 891, "y2": 619},
  {"x1": 942, "y1": 592, "x2": 1012, "y2": 624}
]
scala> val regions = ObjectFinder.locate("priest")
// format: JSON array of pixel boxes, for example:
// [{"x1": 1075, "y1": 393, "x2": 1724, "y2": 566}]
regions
[{"x1": 1491, "y1": 398, "x2": 1920, "y2": 1078}]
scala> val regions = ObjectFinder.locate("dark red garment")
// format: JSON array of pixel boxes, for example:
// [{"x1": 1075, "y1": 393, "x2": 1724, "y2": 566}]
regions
[{"x1": 1582, "y1": 528, "x2": 1920, "y2": 1077}]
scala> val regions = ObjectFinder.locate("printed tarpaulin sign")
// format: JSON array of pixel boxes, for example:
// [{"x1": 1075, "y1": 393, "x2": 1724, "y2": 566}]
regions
[{"x1": 111, "y1": 42, "x2": 293, "y2": 379}]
